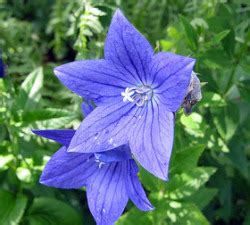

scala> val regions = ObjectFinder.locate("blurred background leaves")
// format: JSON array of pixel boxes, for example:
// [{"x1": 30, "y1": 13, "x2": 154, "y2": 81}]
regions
[{"x1": 0, "y1": 0, "x2": 249, "y2": 224}]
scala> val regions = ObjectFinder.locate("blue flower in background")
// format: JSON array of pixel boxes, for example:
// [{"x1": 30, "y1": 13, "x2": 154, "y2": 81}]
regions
[
  {"x1": 54, "y1": 9, "x2": 196, "y2": 180},
  {"x1": 0, "y1": 54, "x2": 5, "y2": 78},
  {"x1": 33, "y1": 129, "x2": 154, "y2": 225}
]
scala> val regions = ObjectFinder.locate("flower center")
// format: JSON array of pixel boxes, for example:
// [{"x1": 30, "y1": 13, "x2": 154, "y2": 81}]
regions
[{"x1": 121, "y1": 85, "x2": 153, "y2": 106}]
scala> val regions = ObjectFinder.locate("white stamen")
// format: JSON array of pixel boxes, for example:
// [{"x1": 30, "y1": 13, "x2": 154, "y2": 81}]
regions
[
  {"x1": 121, "y1": 85, "x2": 153, "y2": 106},
  {"x1": 121, "y1": 87, "x2": 135, "y2": 103},
  {"x1": 98, "y1": 162, "x2": 105, "y2": 168}
]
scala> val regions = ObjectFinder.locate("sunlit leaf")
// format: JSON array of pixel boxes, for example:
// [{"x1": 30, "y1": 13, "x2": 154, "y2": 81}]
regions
[
  {"x1": 164, "y1": 201, "x2": 210, "y2": 225},
  {"x1": 16, "y1": 67, "x2": 43, "y2": 111},
  {"x1": 165, "y1": 167, "x2": 216, "y2": 200},
  {"x1": 170, "y1": 145, "x2": 205, "y2": 175}
]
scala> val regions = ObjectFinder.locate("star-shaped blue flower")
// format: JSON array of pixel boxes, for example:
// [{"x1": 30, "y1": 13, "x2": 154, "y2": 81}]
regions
[
  {"x1": 54, "y1": 9, "x2": 196, "y2": 180},
  {"x1": 33, "y1": 129, "x2": 154, "y2": 225}
]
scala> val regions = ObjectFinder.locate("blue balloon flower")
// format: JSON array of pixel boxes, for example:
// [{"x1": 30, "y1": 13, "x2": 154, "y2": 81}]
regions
[
  {"x1": 33, "y1": 129, "x2": 154, "y2": 225},
  {"x1": 54, "y1": 9, "x2": 196, "y2": 180}
]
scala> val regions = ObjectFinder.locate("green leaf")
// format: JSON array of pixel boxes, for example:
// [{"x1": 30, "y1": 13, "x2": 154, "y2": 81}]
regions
[
  {"x1": 22, "y1": 108, "x2": 74, "y2": 123},
  {"x1": 116, "y1": 207, "x2": 152, "y2": 225},
  {"x1": 164, "y1": 201, "x2": 210, "y2": 225},
  {"x1": 16, "y1": 167, "x2": 32, "y2": 183},
  {"x1": 211, "y1": 102, "x2": 239, "y2": 141},
  {"x1": 237, "y1": 79, "x2": 250, "y2": 103},
  {"x1": 140, "y1": 167, "x2": 165, "y2": 192},
  {"x1": 179, "y1": 15, "x2": 198, "y2": 51},
  {"x1": 22, "y1": 108, "x2": 77, "y2": 129},
  {"x1": 0, "y1": 190, "x2": 27, "y2": 225},
  {"x1": 0, "y1": 155, "x2": 14, "y2": 171},
  {"x1": 25, "y1": 197, "x2": 83, "y2": 225},
  {"x1": 165, "y1": 167, "x2": 216, "y2": 200},
  {"x1": 170, "y1": 145, "x2": 206, "y2": 175},
  {"x1": 227, "y1": 137, "x2": 249, "y2": 178},
  {"x1": 199, "y1": 92, "x2": 226, "y2": 108},
  {"x1": 180, "y1": 113, "x2": 204, "y2": 137},
  {"x1": 16, "y1": 67, "x2": 43, "y2": 111},
  {"x1": 185, "y1": 187, "x2": 218, "y2": 209},
  {"x1": 211, "y1": 30, "x2": 231, "y2": 44}
]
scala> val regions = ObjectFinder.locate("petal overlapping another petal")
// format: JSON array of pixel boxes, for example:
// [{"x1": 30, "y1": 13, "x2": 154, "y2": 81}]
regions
[
  {"x1": 54, "y1": 59, "x2": 133, "y2": 105},
  {"x1": 86, "y1": 162, "x2": 128, "y2": 225},
  {"x1": 81, "y1": 99, "x2": 95, "y2": 117},
  {"x1": 124, "y1": 160, "x2": 154, "y2": 211},
  {"x1": 129, "y1": 101, "x2": 174, "y2": 180},
  {"x1": 32, "y1": 129, "x2": 75, "y2": 147},
  {"x1": 95, "y1": 145, "x2": 132, "y2": 163},
  {"x1": 105, "y1": 9, "x2": 154, "y2": 84},
  {"x1": 33, "y1": 128, "x2": 153, "y2": 224},
  {"x1": 150, "y1": 52, "x2": 196, "y2": 112},
  {"x1": 68, "y1": 101, "x2": 142, "y2": 153},
  {"x1": 40, "y1": 147, "x2": 96, "y2": 188}
]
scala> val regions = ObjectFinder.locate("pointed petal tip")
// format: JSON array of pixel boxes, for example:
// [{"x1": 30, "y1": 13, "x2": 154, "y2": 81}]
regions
[
  {"x1": 53, "y1": 67, "x2": 64, "y2": 78},
  {"x1": 31, "y1": 129, "x2": 47, "y2": 137},
  {"x1": 189, "y1": 57, "x2": 196, "y2": 66},
  {"x1": 39, "y1": 176, "x2": 48, "y2": 186},
  {"x1": 31, "y1": 129, "x2": 38, "y2": 135},
  {"x1": 112, "y1": 8, "x2": 128, "y2": 25},
  {"x1": 67, "y1": 149, "x2": 76, "y2": 153},
  {"x1": 67, "y1": 145, "x2": 84, "y2": 153},
  {"x1": 39, "y1": 170, "x2": 50, "y2": 185},
  {"x1": 138, "y1": 200, "x2": 155, "y2": 212},
  {"x1": 147, "y1": 168, "x2": 169, "y2": 181},
  {"x1": 53, "y1": 64, "x2": 70, "y2": 79},
  {"x1": 158, "y1": 172, "x2": 169, "y2": 181},
  {"x1": 113, "y1": 8, "x2": 123, "y2": 16},
  {"x1": 144, "y1": 204, "x2": 155, "y2": 212},
  {"x1": 67, "y1": 145, "x2": 78, "y2": 153},
  {"x1": 39, "y1": 177, "x2": 55, "y2": 188}
]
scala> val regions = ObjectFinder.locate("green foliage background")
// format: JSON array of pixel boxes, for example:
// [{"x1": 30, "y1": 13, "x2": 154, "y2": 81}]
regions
[{"x1": 0, "y1": 0, "x2": 250, "y2": 224}]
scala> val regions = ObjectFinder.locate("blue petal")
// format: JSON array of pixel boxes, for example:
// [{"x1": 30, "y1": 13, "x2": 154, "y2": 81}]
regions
[
  {"x1": 150, "y1": 52, "x2": 196, "y2": 112},
  {"x1": 32, "y1": 129, "x2": 75, "y2": 147},
  {"x1": 86, "y1": 162, "x2": 128, "y2": 225},
  {"x1": 125, "y1": 160, "x2": 154, "y2": 211},
  {"x1": 105, "y1": 9, "x2": 154, "y2": 84},
  {"x1": 68, "y1": 101, "x2": 143, "y2": 153},
  {"x1": 95, "y1": 145, "x2": 132, "y2": 163},
  {"x1": 0, "y1": 56, "x2": 4, "y2": 78},
  {"x1": 81, "y1": 99, "x2": 95, "y2": 117},
  {"x1": 40, "y1": 147, "x2": 96, "y2": 189},
  {"x1": 129, "y1": 101, "x2": 174, "y2": 180},
  {"x1": 54, "y1": 59, "x2": 133, "y2": 105}
]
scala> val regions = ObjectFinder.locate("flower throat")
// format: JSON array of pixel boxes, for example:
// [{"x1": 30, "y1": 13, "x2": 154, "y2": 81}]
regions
[{"x1": 121, "y1": 85, "x2": 153, "y2": 106}]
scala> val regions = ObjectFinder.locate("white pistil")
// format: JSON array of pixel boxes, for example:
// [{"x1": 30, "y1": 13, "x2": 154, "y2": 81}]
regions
[
  {"x1": 121, "y1": 87, "x2": 135, "y2": 103},
  {"x1": 121, "y1": 85, "x2": 153, "y2": 106}
]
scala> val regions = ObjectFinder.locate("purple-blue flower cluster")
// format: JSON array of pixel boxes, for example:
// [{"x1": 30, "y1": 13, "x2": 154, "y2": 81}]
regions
[{"x1": 34, "y1": 9, "x2": 201, "y2": 225}]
